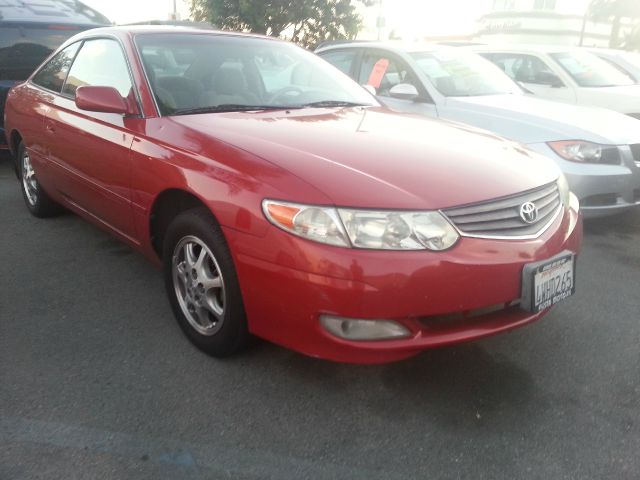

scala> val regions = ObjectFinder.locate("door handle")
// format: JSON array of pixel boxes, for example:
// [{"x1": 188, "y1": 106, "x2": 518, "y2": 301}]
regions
[{"x1": 44, "y1": 120, "x2": 55, "y2": 134}]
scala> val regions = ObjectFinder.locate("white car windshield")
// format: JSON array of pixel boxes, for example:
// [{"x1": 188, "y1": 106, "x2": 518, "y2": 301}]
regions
[
  {"x1": 135, "y1": 33, "x2": 378, "y2": 115},
  {"x1": 621, "y1": 51, "x2": 640, "y2": 70},
  {"x1": 551, "y1": 50, "x2": 635, "y2": 87},
  {"x1": 410, "y1": 50, "x2": 522, "y2": 97}
]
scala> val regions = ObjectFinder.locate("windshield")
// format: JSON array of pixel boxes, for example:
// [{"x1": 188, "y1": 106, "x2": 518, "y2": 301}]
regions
[
  {"x1": 620, "y1": 51, "x2": 640, "y2": 70},
  {"x1": 550, "y1": 50, "x2": 635, "y2": 87},
  {"x1": 135, "y1": 33, "x2": 377, "y2": 115},
  {"x1": 409, "y1": 50, "x2": 521, "y2": 97},
  {"x1": 0, "y1": 24, "x2": 87, "y2": 80}
]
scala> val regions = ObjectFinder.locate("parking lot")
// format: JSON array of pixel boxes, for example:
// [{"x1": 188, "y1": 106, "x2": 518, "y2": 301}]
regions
[{"x1": 0, "y1": 156, "x2": 639, "y2": 479}]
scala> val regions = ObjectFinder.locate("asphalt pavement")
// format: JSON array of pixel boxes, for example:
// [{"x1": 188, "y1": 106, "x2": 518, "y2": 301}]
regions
[{"x1": 1, "y1": 157, "x2": 639, "y2": 479}]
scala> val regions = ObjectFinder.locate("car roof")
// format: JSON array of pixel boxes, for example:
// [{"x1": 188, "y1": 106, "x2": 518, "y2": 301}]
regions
[
  {"x1": 77, "y1": 25, "x2": 279, "y2": 42},
  {"x1": 468, "y1": 44, "x2": 581, "y2": 54},
  {"x1": 0, "y1": 0, "x2": 110, "y2": 26},
  {"x1": 316, "y1": 41, "x2": 456, "y2": 54},
  {"x1": 124, "y1": 20, "x2": 216, "y2": 29}
]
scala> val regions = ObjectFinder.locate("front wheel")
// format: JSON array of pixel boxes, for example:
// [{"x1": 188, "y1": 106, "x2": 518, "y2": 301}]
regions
[
  {"x1": 163, "y1": 208, "x2": 249, "y2": 357},
  {"x1": 17, "y1": 142, "x2": 61, "y2": 217}
]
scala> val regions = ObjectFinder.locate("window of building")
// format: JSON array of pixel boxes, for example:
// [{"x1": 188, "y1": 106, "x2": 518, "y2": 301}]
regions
[{"x1": 533, "y1": 0, "x2": 556, "y2": 10}]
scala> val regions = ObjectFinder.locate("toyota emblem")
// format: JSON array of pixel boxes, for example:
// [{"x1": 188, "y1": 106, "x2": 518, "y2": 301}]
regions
[{"x1": 519, "y1": 202, "x2": 538, "y2": 224}]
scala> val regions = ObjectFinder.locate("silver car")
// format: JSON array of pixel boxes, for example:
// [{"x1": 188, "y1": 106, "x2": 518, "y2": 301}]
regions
[{"x1": 315, "y1": 42, "x2": 640, "y2": 218}]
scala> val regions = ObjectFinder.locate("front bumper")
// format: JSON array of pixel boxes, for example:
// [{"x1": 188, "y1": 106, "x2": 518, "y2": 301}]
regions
[
  {"x1": 528, "y1": 143, "x2": 640, "y2": 218},
  {"x1": 223, "y1": 196, "x2": 582, "y2": 364}
]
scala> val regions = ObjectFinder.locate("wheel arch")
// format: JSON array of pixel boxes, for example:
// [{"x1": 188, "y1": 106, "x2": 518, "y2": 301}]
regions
[
  {"x1": 8, "y1": 129, "x2": 23, "y2": 177},
  {"x1": 149, "y1": 188, "x2": 217, "y2": 259}
]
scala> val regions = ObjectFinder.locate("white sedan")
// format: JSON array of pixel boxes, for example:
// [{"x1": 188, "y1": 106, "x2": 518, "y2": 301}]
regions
[{"x1": 470, "y1": 44, "x2": 640, "y2": 120}]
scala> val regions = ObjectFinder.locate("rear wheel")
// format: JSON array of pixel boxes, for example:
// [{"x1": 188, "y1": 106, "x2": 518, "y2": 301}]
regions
[
  {"x1": 18, "y1": 142, "x2": 61, "y2": 217},
  {"x1": 163, "y1": 207, "x2": 249, "y2": 357}
]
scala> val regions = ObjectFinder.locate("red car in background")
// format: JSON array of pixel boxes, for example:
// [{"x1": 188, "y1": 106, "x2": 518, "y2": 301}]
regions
[{"x1": 4, "y1": 27, "x2": 582, "y2": 363}]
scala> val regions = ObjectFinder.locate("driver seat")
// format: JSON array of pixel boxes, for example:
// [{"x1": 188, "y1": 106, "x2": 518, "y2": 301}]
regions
[{"x1": 203, "y1": 68, "x2": 259, "y2": 106}]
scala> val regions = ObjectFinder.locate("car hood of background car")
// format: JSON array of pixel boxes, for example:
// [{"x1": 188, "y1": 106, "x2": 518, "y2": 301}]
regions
[
  {"x1": 170, "y1": 107, "x2": 559, "y2": 210},
  {"x1": 443, "y1": 94, "x2": 640, "y2": 145}
]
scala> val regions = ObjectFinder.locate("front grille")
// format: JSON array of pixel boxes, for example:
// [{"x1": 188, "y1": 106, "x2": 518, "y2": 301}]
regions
[
  {"x1": 420, "y1": 301, "x2": 521, "y2": 328},
  {"x1": 631, "y1": 144, "x2": 640, "y2": 164},
  {"x1": 443, "y1": 181, "x2": 561, "y2": 238}
]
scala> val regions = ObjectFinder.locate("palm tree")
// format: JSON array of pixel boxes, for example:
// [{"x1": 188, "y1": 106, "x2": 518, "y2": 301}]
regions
[{"x1": 588, "y1": 0, "x2": 640, "y2": 48}]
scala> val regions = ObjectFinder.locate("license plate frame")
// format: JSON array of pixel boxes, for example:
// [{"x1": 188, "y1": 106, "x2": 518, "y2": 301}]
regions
[{"x1": 521, "y1": 250, "x2": 576, "y2": 313}]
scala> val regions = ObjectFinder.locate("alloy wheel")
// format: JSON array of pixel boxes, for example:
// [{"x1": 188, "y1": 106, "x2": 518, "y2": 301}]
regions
[
  {"x1": 172, "y1": 235, "x2": 226, "y2": 336},
  {"x1": 21, "y1": 150, "x2": 38, "y2": 207}
]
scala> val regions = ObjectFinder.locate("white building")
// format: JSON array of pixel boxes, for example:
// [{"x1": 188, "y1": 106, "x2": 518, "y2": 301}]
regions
[{"x1": 475, "y1": 0, "x2": 635, "y2": 47}]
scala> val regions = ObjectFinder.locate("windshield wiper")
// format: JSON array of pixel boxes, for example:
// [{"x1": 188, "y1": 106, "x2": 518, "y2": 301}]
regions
[
  {"x1": 300, "y1": 100, "x2": 370, "y2": 108},
  {"x1": 171, "y1": 104, "x2": 302, "y2": 115}
]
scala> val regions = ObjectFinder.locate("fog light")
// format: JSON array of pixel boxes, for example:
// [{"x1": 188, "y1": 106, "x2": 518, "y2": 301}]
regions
[{"x1": 320, "y1": 315, "x2": 411, "y2": 341}]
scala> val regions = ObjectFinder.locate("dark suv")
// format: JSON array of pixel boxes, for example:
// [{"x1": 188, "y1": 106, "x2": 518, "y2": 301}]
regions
[{"x1": 0, "y1": 0, "x2": 110, "y2": 149}]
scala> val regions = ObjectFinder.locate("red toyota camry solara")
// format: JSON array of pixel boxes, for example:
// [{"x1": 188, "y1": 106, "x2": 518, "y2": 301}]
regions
[{"x1": 5, "y1": 27, "x2": 582, "y2": 364}]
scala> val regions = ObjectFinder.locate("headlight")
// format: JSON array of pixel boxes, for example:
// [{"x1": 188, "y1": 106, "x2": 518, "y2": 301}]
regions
[
  {"x1": 548, "y1": 140, "x2": 603, "y2": 163},
  {"x1": 262, "y1": 200, "x2": 350, "y2": 247},
  {"x1": 338, "y1": 209, "x2": 459, "y2": 250},
  {"x1": 557, "y1": 173, "x2": 570, "y2": 208},
  {"x1": 262, "y1": 200, "x2": 460, "y2": 251}
]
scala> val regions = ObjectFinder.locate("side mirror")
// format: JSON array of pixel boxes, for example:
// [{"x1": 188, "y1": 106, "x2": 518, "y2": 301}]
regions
[
  {"x1": 534, "y1": 72, "x2": 564, "y2": 88},
  {"x1": 75, "y1": 86, "x2": 133, "y2": 115},
  {"x1": 362, "y1": 84, "x2": 377, "y2": 96},
  {"x1": 389, "y1": 83, "x2": 419, "y2": 100}
]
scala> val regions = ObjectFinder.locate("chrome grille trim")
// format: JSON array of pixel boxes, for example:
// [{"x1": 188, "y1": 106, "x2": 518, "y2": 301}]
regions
[{"x1": 442, "y1": 181, "x2": 563, "y2": 240}]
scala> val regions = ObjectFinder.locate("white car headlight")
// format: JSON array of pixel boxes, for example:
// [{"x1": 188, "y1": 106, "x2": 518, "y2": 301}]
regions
[
  {"x1": 262, "y1": 200, "x2": 459, "y2": 251},
  {"x1": 557, "y1": 173, "x2": 571, "y2": 208},
  {"x1": 548, "y1": 140, "x2": 604, "y2": 163}
]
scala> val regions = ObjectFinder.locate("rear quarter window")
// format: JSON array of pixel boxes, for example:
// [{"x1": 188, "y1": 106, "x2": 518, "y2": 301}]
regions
[{"x1": 31, "y1": 41, "x2": 80, "y2": 92}]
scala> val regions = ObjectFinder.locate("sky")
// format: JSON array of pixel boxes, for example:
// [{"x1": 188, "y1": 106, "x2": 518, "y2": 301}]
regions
[{"x1": 81, "y1": 0, "x2": 192, "y2": 24}]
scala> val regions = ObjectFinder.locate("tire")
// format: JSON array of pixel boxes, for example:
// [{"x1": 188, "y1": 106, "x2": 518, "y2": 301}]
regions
[
  {"x1": 17, "y1": 142, "x2": 61, "y2": 217},
  {"x1": 163, "y1": 207, "x2": 249, "y2": 357}
]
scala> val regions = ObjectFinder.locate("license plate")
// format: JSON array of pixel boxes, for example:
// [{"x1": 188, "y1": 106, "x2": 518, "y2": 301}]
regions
[{"x1": 521, "y1": 251, "x2": 576, "y2": 313}]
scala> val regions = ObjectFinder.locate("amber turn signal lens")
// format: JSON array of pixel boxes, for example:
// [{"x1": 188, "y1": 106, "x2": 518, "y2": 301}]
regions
[{"x1": 266, "y1": 203, "x2": 300, "y2": 229}]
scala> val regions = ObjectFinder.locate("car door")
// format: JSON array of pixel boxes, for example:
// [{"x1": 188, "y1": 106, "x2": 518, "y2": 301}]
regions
[
  {"x1": 21, "y1": 41, "x2": 81, "y2": 189},
  {"x1": 44, "y1": 37, "x2": 140, "y2": 240},
  {"x1": 356, "y1": 49, "x2": 438, "y2": 118},
  {"x1": 485, "y1": 52, "x2": 576, "y2": 104}
]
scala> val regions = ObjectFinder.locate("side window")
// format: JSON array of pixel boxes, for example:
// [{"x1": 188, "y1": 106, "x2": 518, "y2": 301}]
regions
[
  {"x1": 358, "y1": 52, "x2": 417, "y2": 96},
  {"x1": 31, "y1": 42, "x2": 80, "y2": 92},
  {"x1": 319, "y1": 50, "x2": 357, "y2": 77},
  {"x1": 63, "y1": 39, "x2": 133, "y2": 98},
  {"x1": 491, "y1": 53, "x2": 557, "y2": 85}
]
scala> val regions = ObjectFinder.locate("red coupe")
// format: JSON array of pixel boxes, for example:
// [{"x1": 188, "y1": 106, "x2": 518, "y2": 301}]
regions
[{"x1": 4, "y1": 27, "x2": 582, "y2": 363}]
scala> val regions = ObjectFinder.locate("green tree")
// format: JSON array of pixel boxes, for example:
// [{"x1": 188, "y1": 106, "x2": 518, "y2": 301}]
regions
[
  {"x1": 588, "y1": 0, "x2": 640, "y2": 48},
  {"x1": 190, "y1": 0, "x2": 374, "y2": 49}
]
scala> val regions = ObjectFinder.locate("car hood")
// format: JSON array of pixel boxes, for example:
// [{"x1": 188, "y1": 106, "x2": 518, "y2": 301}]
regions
[
  {"x1": 171, "y1": 107, "x2": 560, "y2": 210},
  {"x1": 442, "y1": 94, "x2": 640, "y2": 145},
  {"x1": 576, "y1": 84, "x2": 640, "y2": 114}
]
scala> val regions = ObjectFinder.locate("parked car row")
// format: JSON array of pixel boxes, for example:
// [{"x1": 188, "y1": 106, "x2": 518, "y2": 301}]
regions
[
  {"x1": 0, "y1": 5, "x2": 635, "y2": 364},
  {"x1": 4, "y1": 27, "x2": 582, "y2": 363},
  {"x1": 315, "y1": 42, "x2": 640, "y2": 218}
]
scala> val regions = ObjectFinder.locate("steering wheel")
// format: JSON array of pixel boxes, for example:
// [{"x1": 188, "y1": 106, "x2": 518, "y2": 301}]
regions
[{"x1": 268, "y1": 86, "x2": 304, "y2": 104}]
